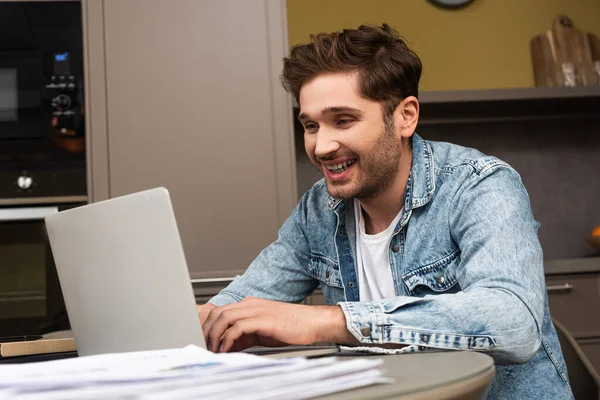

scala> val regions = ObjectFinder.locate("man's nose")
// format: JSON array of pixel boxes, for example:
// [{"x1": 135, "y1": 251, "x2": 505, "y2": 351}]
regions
[{"x1": 314, "y1": 129, "x2": 340, "y2": 159}]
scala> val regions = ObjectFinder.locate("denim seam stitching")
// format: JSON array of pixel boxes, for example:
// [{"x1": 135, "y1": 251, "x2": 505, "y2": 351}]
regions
[
  {"x1": 309, "y1": 253, "x2": 339, "y2": 267},
  {"x1": 306, "y1": 262, "x2": 343, "y2": 289},
  {"x1": 402, "y1": 248, "x2": 460, "y2": 278},
  {"x1": 541, "y1": 336, "x2": 571, "y2": 385}
]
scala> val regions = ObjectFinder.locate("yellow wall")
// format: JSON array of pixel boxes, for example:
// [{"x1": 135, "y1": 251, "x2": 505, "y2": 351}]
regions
[{"x1": 287, "y1": 0, "x2": 600, "y2": 91}]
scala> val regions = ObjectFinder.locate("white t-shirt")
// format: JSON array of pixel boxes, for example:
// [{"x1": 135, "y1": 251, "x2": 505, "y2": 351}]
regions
[{"x1": 354, "y1": 200, "x2": 403, "y2": 302}]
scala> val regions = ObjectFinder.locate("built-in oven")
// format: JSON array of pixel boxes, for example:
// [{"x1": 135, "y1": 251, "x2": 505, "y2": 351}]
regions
[
  {"x1": 0, "y1": 203, "x2": 83, "y2": 336},
  {"x1": 0, "y1": 1, "x2": 85, "y2": 336}
]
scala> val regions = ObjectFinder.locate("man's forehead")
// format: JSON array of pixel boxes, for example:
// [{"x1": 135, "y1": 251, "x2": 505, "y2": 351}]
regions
[{"x1": 298, "y1": 73, "x2": 366, "y2": 117}]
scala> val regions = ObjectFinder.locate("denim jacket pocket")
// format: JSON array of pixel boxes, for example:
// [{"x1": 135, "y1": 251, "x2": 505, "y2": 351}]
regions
[
  {"x1": 402, "y1": 249, "x2": 460, "y2": 296},
  {"x1": 307, "y1": 254, "x2": 343, "y2": 289}
]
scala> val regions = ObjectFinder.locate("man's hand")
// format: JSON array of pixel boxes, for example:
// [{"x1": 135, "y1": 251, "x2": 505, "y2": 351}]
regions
[
  {"x1": 197, "y1": 303, "x2": 217, "y2": 324},
  {"x1": 201, "y1": 297, "x2": 358, "y2": 353}
]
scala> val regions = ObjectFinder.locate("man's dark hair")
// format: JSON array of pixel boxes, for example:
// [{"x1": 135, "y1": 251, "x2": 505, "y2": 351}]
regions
[{"x1": 281, "y1": 24, "x2": 422, "y2": 117}]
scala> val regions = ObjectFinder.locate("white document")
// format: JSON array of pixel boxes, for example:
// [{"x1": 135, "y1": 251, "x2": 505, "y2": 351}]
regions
[
  {"x1": 0, "y1": 346, "x2": 282, "y2": 390},
  {"x1": 0, "y1": 346, "x2": 390, "y2": 400}
]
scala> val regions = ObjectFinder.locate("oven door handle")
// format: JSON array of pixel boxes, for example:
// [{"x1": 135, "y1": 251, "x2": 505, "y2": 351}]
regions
[{"x1": 0, "y1": 206, "x2": 59, "y2": 221}]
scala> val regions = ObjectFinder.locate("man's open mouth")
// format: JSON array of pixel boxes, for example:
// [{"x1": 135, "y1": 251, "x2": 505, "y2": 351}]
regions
[{"x1": 325, "y1": 159, "x2": 356, "y2": 174}]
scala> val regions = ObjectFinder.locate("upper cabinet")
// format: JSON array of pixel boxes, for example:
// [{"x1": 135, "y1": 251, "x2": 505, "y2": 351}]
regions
[{"x1": 83, "y1": 0, "x2": 297, "y2": 280}]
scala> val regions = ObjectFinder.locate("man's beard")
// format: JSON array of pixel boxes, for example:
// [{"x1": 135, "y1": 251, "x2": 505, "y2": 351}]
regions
[{"x1": 324, "y1": 119, "x2": 402, "y2": 199}]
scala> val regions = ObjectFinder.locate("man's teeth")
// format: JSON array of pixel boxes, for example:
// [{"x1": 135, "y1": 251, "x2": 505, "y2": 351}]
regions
[{"x1": 326, "y1": 159, "x2": 356, "y2": 173}]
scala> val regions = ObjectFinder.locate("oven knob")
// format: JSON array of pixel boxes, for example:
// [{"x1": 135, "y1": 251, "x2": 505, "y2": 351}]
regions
[
  {"x1": 53, "y1": 94, "x2": 72, "y2": 111},
  {"x1": 17, "y1": 176, "x2": 33, "y2": 190}
]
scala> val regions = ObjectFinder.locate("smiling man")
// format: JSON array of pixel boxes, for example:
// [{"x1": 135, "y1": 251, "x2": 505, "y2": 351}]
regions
[{"x1": 198, "y1": 24, "x2": 573, "y2": 398}]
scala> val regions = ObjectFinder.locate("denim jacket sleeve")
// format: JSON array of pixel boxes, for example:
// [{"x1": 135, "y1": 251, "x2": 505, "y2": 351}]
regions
[
  {"x1": 338, "y1": 164, "x2": 545, "y2": 365},
  {"x1": 208, "y1": 191, "x2": 319, "y2": 306}
]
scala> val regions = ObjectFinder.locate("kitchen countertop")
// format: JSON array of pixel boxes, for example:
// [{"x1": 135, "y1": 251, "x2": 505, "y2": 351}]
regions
[{"x1": 544, "y1": 257, "x2": 600, "y2": 276}]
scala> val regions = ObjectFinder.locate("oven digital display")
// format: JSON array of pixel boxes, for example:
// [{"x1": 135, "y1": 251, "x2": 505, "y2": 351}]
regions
[
  {"x1": 54, "y1": 52, "x2": 70, "y2": 76},
  {"x1": 0, "y1": 68, "x2": 17, "y2": 122}
]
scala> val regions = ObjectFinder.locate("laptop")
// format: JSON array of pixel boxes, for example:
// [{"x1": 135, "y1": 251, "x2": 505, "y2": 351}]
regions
[{"x1": 45, "y1": 187, "x2": 206, "y2": 356}]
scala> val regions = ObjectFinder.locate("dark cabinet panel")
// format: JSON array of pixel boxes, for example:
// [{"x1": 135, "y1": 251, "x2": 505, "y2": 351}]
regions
[
  {"x1": 546, "y1": 273, "x2": 600, "y2": 339},
  {"x1": 546, "y1": 270, "x2": 600, "y2": 376}
]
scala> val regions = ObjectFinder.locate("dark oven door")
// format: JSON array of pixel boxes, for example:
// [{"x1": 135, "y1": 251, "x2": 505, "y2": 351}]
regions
[{"x1": 0, "y1": 204, "x2": 78, "y2": 336}]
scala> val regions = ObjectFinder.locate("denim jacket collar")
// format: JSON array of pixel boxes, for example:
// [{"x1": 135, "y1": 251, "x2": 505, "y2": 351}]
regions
[{"x1": 327, "y1": 133, "x2": 436, "y2": 212}]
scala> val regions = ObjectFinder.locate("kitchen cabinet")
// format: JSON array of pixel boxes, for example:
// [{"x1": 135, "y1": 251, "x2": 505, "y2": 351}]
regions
[
  {"x1": 545, "y1": 258, "x2": 600, "y2": 373},
  {"x1": 83, "y1": 0, "x2": 296, "y2": 291}
]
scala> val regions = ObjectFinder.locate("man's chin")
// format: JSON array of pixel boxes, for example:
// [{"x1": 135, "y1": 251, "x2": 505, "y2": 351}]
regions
[{"x1": 324, "y1": 181, "x2": 355, "y2": 199}]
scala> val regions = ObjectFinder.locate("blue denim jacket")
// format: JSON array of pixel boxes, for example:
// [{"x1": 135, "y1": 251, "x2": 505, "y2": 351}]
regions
[{"x1": 210, "y1": 133, "x2": 573, "y2": 399}]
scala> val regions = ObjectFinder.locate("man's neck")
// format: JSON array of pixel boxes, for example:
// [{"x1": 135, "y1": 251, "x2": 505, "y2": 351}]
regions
[{"x1": 359, "y1": 143, "x2": 412, "y2": 235}]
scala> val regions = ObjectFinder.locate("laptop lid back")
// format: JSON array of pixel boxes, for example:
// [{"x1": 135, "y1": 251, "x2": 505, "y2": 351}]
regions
[{"x1": 45, "y1": 187, "x2": 205, "y2": 356}]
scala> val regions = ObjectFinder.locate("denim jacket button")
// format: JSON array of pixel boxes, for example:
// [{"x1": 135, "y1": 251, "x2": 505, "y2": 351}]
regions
[
  {"x1": 348, "y1": 282, "x2": 355, "y2": 288},
  {"x1": 391, "y1": 245, "x2": 400, "y2": 253},
  {"x1": 360, "y1": 326, "x2": 371, "y2": 337},
  {"x1": 437, "y1": 275, "x2": 445, "y2": 284}
]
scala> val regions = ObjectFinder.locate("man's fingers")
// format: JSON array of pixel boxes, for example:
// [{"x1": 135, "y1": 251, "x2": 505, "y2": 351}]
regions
[
  {"x1": 219, "y1": 318, "x2": 264, "y2": 353},
  {"x1": 202, "y1": 302, "x2": 242, "y2": 340},
  {"x1": 201, "y1": 306, "x2": 221, "y2": 341},
  {"x1": 201, "y1": 297, "x2": 266, "y2": 338},
  {"x1": 207, "y1": 307, "x2": 261, "y2": 352}
]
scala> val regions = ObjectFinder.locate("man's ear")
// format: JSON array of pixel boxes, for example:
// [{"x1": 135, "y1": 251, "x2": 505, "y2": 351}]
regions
[{"x1": 394, "y1": 96, "x2": 419, "y2": 138}]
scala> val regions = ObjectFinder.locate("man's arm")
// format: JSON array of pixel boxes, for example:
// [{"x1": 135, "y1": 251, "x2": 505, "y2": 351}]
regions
[
  {"x1": 338, "y1": 164, "x2": 545, "y2": 364},
  {"x1": 201, "y1": 298, "x2": 358, "y2": 352}
]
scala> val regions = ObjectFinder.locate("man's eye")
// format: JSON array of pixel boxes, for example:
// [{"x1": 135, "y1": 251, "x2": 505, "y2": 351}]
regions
[
  {"x1": 304, "y1": 123, "x2": 318, "y2": 131},
  {"x1": 337, "y1": 119, "x2": 354, "y2": 126}
]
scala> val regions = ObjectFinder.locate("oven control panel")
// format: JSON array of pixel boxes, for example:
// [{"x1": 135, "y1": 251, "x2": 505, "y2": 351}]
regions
[{"x1": 44, "y1": 52, "x2": 82, "y2": 138}]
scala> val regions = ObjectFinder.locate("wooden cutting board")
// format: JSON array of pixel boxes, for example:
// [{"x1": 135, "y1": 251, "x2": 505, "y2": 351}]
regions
[
  {"x1": 0, "y1": 338, "x2": 76, "y2": 358},
  {"x1": 530, "y1": 15, "x2": 600, "y2": 87}
]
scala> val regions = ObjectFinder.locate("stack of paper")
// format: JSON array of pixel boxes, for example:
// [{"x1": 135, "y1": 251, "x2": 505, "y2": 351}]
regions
[{"x1": 0, "y1": 346, "x2": 390, "y2": 399}]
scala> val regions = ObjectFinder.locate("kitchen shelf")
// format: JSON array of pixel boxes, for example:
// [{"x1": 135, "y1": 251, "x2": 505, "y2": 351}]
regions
[{"x1": 418, "y1": 86, "x2": 600, "y2": 125}]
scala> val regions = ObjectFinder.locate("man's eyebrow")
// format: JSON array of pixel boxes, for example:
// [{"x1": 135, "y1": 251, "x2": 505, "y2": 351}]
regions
[{"x1": 298, "y1": 106, "x2": 362, "y2": 121}]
